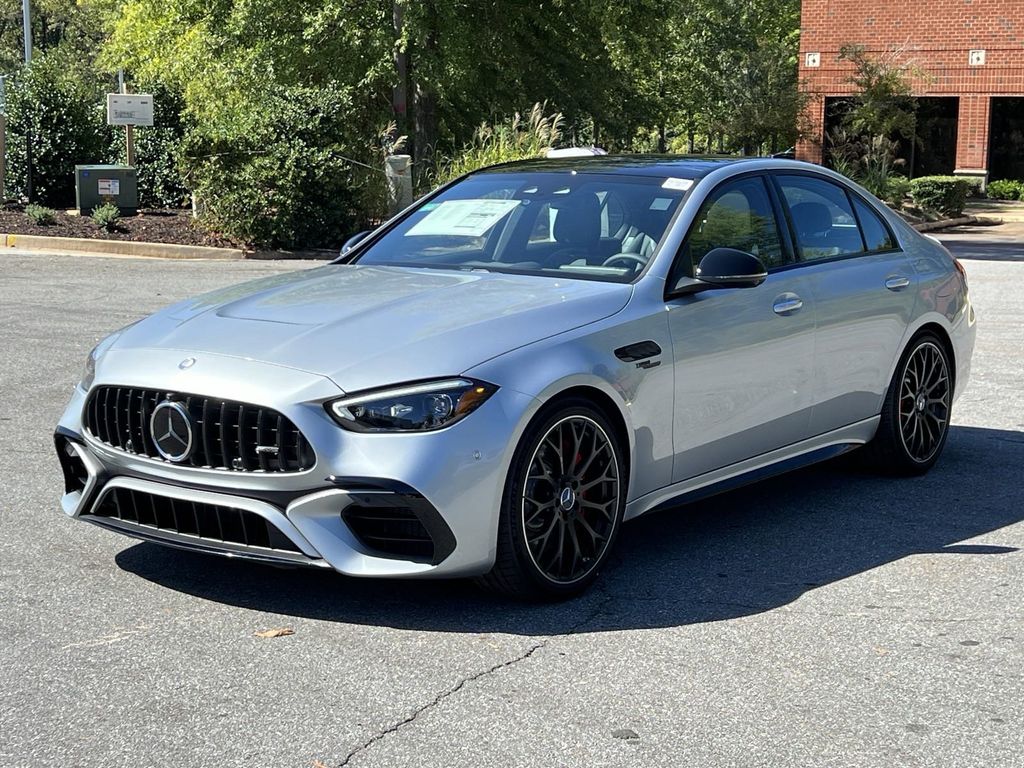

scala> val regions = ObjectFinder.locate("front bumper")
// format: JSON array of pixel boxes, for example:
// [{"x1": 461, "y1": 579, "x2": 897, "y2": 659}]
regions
[{"x1": 55, "y1": 354, "x2": 538, "y2": 578}]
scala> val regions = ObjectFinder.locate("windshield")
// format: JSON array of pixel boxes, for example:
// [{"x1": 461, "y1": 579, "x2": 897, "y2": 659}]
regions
[{"x1": 352, "y1": 172, "x2": 690, "y2": 282}]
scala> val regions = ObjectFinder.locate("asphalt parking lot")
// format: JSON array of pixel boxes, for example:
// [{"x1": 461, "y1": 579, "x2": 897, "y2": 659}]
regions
[{"x1": 1, "y1": 226, "x2": 1022, "y2": 768}]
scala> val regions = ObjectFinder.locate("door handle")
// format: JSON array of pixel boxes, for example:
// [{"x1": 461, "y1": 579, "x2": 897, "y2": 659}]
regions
[
  {"x1": 772, "y1": 295, "x2": 803, "y2": 315},
  {"x1": 885, "y1": 275, "x2": 911, "y2": 291}
]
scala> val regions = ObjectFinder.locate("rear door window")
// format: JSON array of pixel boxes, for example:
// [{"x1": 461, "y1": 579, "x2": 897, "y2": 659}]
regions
[
  {"x1": 777, "y1": 175, "x2": 866, "y2": 261},
  {"x1": 852, "y1": 197, "x2": 896, "y2": 252}
]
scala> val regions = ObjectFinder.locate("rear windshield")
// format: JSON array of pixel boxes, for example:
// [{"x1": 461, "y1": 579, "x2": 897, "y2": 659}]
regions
[{"x1": 352, "y1": 172, "x2": 690, "y2": 282}]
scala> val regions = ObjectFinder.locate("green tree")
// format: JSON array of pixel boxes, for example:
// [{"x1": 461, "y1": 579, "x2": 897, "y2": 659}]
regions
[{"x1": 838, "y1": 43, "x2": 918, "y2": 141}]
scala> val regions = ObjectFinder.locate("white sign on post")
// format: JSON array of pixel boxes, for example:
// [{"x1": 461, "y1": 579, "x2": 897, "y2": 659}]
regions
[{"x1": 106, "y1": 94, "x2": 154, "y2": 126}]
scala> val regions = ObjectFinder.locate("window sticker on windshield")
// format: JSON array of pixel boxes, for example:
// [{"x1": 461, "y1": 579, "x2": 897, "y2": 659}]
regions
[
  {"x1": 406, "y1": 199, "x2": 520, "y2": 238},
  {"x1": 649, "y1": 197, "x2": 673, "y2": 211},
  {"x1": 662, "y1": 177, "x2": 693, "y2": 191}
]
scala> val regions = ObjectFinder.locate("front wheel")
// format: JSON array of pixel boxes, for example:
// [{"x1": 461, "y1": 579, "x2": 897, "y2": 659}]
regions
[
  {"x1": 478, "y1": 400, "x2": 626, "y2": 600},
  {"x1": 864, "y1": 332, "x2": 953, "y2": 475}
]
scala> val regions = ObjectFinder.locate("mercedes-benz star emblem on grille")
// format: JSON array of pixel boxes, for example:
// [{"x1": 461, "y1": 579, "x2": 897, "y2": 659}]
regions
[{"x1": 149, "y1": 401, "x2": 194, "y2": 462}]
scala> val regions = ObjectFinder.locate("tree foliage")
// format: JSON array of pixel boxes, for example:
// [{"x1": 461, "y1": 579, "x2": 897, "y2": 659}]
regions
[
  {"x1": 838, "y1": 44, "x2": 919, "y2": 141},
  {"x1": 0, "y1": 0, "x2": 805, "y2": 245}
]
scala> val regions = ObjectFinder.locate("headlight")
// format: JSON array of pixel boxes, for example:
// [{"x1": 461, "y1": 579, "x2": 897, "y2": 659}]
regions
[
  {"x1": 80, "y1": 347, "x2": 99, "y2": 391},
  {"x1": 78, "y1": 324, "x2": 136, "y2": 391},
  {"x1": 326, "y1": 378, "x2": 498, "y2": 432}
]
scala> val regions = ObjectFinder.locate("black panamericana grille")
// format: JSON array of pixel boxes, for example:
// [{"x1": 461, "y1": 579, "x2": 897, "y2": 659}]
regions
[
  {"x1": 85, "y1": 386, "x2": 315, "y2": 472},
  {"x1": 91, "y1": 486, "x2": 303, "y2": 553}
]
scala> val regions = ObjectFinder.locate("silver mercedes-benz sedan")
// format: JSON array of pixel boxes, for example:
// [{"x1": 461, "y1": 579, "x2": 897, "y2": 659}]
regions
[{"x1": 55, "y1": 156, "x2": 976, "y2": 599}]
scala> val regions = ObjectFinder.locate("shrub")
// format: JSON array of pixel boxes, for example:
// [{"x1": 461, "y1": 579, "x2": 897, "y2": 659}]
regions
[
  {"x1": 987, "y1": 179, "x2": 1024, "y2": 201},
  {"x1": 183, "y1": 84, "x2": 365, "y2": 248},
  {"x1": 432, "y1": 103, "x2": 564, "y2": 187},
  {"x1": 91, "y1": 202, "x2": 121, "y2": 231},
  {"x1": 909, "y1": 176, "x2": 971, "y2": 217},
  {"x1": 959, "y1": 176, "x2": 985, "y2": 197},
  {"x1": 4, "y1": 52, "x2": 108, "y2": 207},
  {"x1": 25, "y1": 204, "x2": 56, "y2": 225},
  {"x1": 884, "y1": 175, "x2": 912, "y2": 207}
]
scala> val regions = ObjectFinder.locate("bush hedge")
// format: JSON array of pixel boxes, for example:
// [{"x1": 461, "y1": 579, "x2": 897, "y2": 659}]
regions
[
  {"x1": 4, "y1": 55, "x2": 108, "y2": 207},
  {"x1": 908, "y1": 176, "x2": 971, "y2": 217},
  {"x1": 987, "y1": 179, "x2": 1024, "y2": 201},
  {"x1": 183, "y1": 85, "x2": 363, "y2": 249}
]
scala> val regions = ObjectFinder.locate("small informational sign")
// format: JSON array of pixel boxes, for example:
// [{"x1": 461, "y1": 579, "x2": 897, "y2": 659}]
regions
[
  {"x1": 406, "y1": 199, "x2": 520, "y2": 238},
  {"x1": 106, "y1": 94, "x2": 154, "y2": 126},
  {"x1": 662, "y1": 177, "x2": 694, "y2": 191},
  {"x1": 98, "y1": 179, "x2": 120, "y2": 196}
]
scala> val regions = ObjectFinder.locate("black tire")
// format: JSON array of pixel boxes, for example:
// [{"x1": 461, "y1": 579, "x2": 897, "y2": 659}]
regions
[
  {"x1": 863, "y1": 332, "x2": 953, "y2": 476},
  {"x1": 477, "y1": 398, "x2": 627, "y2": 601}
]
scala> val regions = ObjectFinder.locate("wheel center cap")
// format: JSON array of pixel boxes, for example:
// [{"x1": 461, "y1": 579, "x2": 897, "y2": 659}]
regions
[
  {"x1": 559, "y1": 486, "x2": 577, "y2": 511},
  {"x1": 916, "y1": 393, "x2": 927, "y2": 413}
]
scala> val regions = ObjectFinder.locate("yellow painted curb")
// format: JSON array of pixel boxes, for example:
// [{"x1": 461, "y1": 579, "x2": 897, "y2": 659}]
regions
[{"x1": 0, "y1": 233, "x2": 246, "y2": 260}]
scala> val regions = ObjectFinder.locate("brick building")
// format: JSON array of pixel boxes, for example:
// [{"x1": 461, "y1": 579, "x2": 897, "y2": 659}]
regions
[{"x1": 797, "y1": 0, "x2": 1024, "y2": 183}]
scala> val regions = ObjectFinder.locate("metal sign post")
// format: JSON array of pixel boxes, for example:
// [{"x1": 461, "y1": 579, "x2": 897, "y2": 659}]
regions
[
  {"x1": 0, "y1": 76, "x2": 6, "y2": 202},
  {"x1": 22, "y1": 0, "x2": 32, "y2": 200}
]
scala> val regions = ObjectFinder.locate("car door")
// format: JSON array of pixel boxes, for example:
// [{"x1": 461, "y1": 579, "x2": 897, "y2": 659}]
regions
[
  {"x1": 665, "y1": 174, "x2": 818, "y2": 483},
  {"x1": 771, "y1": 173, "x2": 917, "y2": 435}
]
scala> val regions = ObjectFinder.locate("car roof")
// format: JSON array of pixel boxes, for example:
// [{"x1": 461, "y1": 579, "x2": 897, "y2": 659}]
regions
[{"x1": 473, "y1": 154, "x2": 810, "y2": 180}]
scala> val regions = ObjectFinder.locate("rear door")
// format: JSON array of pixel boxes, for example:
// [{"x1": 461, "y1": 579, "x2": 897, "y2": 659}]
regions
[
  {"x1": 771, "y1": 173, "x2": 917, "y2": 434},
  {"x1": 665, "y1": 174, "x2": 818, "y2": 482}
]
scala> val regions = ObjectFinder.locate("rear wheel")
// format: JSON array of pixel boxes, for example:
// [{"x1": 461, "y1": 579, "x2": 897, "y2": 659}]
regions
[
  {"x1": 478, "y1": 400, "x2": 626, "y2": 600},
  {"x1": 864, "y1": 332, "x2": 952, "y2": 475}
]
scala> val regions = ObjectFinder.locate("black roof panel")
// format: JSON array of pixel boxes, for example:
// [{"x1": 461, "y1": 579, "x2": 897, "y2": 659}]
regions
[{"x1": 473, "y1": 154, "x2": 759, "y2": 179}]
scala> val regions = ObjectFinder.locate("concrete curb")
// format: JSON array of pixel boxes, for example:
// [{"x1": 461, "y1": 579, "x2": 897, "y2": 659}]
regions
[
  {"x1": 911, "y1": 215, "x2": 999, "y2": 233},
  {"x1": 2, "y1": 233, "x2": 245, "y2": 260},
  {"x1": 0, "y1": 233, "x2": 338, "y2": 261}
]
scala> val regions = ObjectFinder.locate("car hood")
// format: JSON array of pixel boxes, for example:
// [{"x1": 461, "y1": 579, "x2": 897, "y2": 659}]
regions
[{"x1": 114, "y1": 264, "x2": 633, "y2": 392}]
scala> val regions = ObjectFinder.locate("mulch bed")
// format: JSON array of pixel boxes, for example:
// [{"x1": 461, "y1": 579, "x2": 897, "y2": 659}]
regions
[{"x1": 0, "y1": 206, "x2": 243, "y2": 249}]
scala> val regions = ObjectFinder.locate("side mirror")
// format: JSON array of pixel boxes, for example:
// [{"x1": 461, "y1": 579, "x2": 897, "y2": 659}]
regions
[
  {"x1": 694, "y1": 247, "x2": 767, "y2": 288},
  {"x1": 340, "y1": 230, "x2": 371, "y2": 257}
]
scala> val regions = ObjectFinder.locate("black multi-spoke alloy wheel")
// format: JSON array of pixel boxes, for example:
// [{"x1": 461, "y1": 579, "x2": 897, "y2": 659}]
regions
[
  {"x1": 864, "y1": 332, "x2": 953, "y2": 475},
  {"x1": 478, "y1": 399, "x2": 626, "y2": 600}
]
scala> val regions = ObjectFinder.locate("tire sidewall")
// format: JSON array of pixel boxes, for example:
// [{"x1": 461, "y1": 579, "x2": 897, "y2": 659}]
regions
[
  {"x1": 890, "y1": 333, "x2": 953, "y2": 471},
  {"x1": 501, "y1": 399, "x2": 627, "y2": 598}
]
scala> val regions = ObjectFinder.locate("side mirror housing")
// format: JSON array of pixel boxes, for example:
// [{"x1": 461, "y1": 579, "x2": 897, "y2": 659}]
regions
[
  {"x1": 340, "y1": 230, "x2": 372, "y2": 258},
  {"x1": 667, "y1": 247, "x2": 768, "y2": 298},
  {"x1": 696, "y1": 247, "x2": 768, "y2": 288}
]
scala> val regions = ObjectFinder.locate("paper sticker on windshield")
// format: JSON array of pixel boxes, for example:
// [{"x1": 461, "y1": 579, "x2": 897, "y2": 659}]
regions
[
  {"x1": 662, "y1": 177, "x2": 694, "y2": 191},
  {"x1": 649, "y1": 197, "x2": 673, "y2": 211},
  {"x1": 406, "y1": 199, "x2": 520, "y2": 237}
]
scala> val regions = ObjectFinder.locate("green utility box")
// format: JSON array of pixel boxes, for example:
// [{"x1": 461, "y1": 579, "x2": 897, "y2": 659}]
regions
[{"x1": 74, "y1": 165, "x2": 138, "y2": 216}]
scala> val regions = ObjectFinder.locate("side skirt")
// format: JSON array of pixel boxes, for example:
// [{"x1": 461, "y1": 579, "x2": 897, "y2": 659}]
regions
[{"x1": 624, "y1": 416, "x2": 879, "y2": 521}]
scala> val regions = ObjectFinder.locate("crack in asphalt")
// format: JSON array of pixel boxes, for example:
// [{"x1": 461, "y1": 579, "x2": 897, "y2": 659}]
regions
[{"x1": 334, "y1": 595, "x2": 613, "y2": 767}]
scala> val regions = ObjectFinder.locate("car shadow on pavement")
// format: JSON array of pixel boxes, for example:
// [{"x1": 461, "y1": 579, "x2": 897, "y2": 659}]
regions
[{"x1": 115, "y1": 425, "x2": 1023, "y2": 635}]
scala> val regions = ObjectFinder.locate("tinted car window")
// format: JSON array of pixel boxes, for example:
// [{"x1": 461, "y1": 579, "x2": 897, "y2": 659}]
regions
[
  {"x1": 852, "y1": 196, "x2": 895, "y2": 252},
  {"x1": 680, "y1": 176, "x2": 785, "y2": 277},
  {"x1": 778, "y1": 175, "x2": 866, "y2": 261}
]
